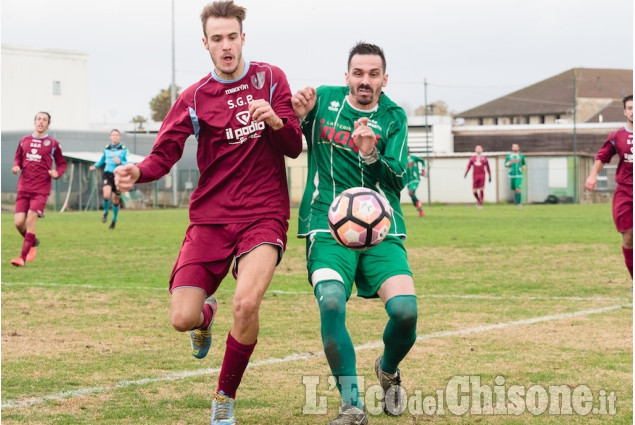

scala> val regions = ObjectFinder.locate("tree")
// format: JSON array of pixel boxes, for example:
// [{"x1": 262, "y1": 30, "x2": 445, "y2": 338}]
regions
[
  {"x1": 149, "y1": 85, "x2": 181, "y2": 122},
  {"x1": 414, "y1": 100, "x2": 450, "y2": 116},
  {"x1": 130, "y1": 115, "x2": 147, "y2": 131}
]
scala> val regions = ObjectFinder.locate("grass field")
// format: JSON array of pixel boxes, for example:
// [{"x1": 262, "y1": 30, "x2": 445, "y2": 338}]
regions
[{"x1": 1, "y1": 203, "x2": 632, "y2": 424}]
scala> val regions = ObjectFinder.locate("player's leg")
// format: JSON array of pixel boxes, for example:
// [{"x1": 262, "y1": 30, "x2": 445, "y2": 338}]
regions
[
  {"x1": 102, "y1": 183, "x2": 112, "y2": 222},
  {"x1": 409, "y1": 182, "x2": 424, "y2": 217},
  {"x1": 308, "y1": 234, "x2": 366, "y2": 423},
  {"x1": 622, "y1": 230, "x2": 633, "y2": 278},
  {"x1": 14, "y1": 212, "x2": 26, "y2": 237},
  {"x1": 358, "y1": 238, "x2": 416, "y2": 416},
  {"x1": 613, "y1": 186, "x2": 633, "y2": 279},
  {"x1": 110, "y1": 192, "x2": 120, "y2": 229},
  {"x1": 12, "y1": 210, "x2": 39, "y2": 266}
]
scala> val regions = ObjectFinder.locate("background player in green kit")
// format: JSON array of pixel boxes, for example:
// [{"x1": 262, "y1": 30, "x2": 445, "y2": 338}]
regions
[
  {"x1": 406, "y1": 151, "x2": 426, "y2": 217},
  {"x1": 505, "y1": 143, "x2": 526, "y2": 209},
  {"x1": 291, "y1": 42, "x2": 417, "y2": 425}
]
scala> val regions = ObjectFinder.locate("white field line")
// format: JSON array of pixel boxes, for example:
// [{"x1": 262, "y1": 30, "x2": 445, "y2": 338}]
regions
[
  {"x1": 1, "y1": 281, "x2": 631, "y2": 302},
  {"x1": 1, "y1": 303, "x2": 628, "y2": 409}
]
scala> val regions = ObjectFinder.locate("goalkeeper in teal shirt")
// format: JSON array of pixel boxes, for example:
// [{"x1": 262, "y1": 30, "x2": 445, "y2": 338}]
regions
[{"x1": 90, "y1": 129, "x2": 128, "y2": 229}]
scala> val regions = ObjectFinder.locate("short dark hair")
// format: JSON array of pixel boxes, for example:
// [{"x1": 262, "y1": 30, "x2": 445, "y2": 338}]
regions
[
  {"x1": 201, "y1": 1, "x2": 247, "y2": 37},
  {"x1": 34, "y1": 111, "x2": 51, "y2": 123},
  {"x1": 347, "y1": 42, "x2": 386, "y2": 73},
  {"x1": 623, "y1": 95, "x2": 633, "y2": 109}
]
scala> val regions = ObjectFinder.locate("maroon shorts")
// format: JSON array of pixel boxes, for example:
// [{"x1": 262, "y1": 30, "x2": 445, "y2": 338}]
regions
[
  {"x1": 169, "y1": 217, "x2": 288, "y2": 296},
  {"x1": 15, "y1": 192, "x2": 47, "y2": 217},
  {"x1": 612, "y1": 184, "x2": 633, "y2": 234},
  {"x1": 473, "y1": 175, "x2": 485, "y2": 189}
]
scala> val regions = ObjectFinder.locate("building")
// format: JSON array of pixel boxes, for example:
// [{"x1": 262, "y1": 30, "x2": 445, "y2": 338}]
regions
[
  {"x1": 456, "y1": 68, "x2": 632, "y2": 127},
  {"x1": 1, "y1": 45, "x2": 90, "y2": 131}
]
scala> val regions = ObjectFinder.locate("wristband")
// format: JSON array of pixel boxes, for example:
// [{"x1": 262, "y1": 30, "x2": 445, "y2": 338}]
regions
[{"x1": 359, "y1": 146, "x2": 379, "y2": 165}]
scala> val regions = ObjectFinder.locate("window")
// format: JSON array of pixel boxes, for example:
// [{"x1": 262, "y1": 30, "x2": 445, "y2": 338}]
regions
[{"x1": 53, "y1": 81, "x2": 61, "y2": 95}]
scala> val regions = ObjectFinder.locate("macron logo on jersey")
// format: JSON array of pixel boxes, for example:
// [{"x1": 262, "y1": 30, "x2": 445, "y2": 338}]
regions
[{"x1": 225, "y1": 84, "x2": 249, "y2": 95}]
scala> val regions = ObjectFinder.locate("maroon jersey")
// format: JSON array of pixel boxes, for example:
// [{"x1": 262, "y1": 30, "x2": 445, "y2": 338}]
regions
[
  {"x1": 13, "y1": 134, "x2": 67, "y2": 196},
  {"x1": 136, "y1": 61, "x2": 302, "y2": 224},
  {"x1": 596, "y1": 126, "x2": 633, "y2": 186},
  {"x1": 465, "y1": 155, "x2": 491, "y2": 179}
]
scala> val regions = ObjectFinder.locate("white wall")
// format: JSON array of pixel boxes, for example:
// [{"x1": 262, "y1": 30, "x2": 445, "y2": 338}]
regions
[{"x1": 2, "y1": 45, "x2": 90, "y2": 131}]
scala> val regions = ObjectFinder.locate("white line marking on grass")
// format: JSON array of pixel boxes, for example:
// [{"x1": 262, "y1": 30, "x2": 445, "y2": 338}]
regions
[
  {"x1": 2, "y1": 282, "x2": 630, "y2": 302},
  {"x1": 2, "y1": 303, "x2": 628, "y2": 409}
]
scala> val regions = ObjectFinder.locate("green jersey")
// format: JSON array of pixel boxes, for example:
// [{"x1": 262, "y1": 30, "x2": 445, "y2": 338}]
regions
[
  {"x1": 298, "y1": 86, "x2": 409, "y2": 238},
  {"x1": 505, "y1": 152, "x2": 526, "y2": 177},
  {"x1": 407, "y1": 155, "x2": 426, "y2": 184}
]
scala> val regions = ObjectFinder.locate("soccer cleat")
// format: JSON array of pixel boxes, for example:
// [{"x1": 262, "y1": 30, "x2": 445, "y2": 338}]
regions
[
  {"x1": 211, "y1": 391, "x2": 236, "y2": 425},
  {"x1": 10, "y1": 258, "x2": 25, "y2": 267},
  {"x1": 191, "y1": 296, "x2": 218, "y2": 359},
  {"x1": 328, "y1": 404, "x2": 368, "y2": 425},
  {"x1": 418, "y1": 209, "x2": 424, "y2": 217},
  {"x1": 109, "y1": 221, "x2": 116, "y2": 230},
  {"x1": 26, "y1": 238, "x2": 40, "y2": 262},
  {"x1": 517, "y1": 204, "x2": 523, "y2": 210},
  {"x1": 101, "y1": 213, "x2": 108, "y2": 223},
  {"x1": 375, "y1": 356, "x2": 404, "y2": 416}
]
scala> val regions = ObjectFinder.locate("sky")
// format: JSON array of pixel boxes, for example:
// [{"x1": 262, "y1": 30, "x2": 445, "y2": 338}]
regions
[{"x1": 2, "y1": 0, "x2": 633, "y2": 130}]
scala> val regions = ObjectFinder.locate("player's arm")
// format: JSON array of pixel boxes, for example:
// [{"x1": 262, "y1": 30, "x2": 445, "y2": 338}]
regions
[
  {"x1": 291, "y1": 87, "x2": 317, "y2": 123},
  {"x1": 464, "y1": 158, "x2": 473, "y2": 178},
  {"x1": 585, "y1": 135, "x2": 617, "y2": 191},
  {"x1": 355, "y1": 113, "x2": 409, "y2": 192},
  {"x1": 504, "y1": 154, "x2": 512, "y2": 167},
  {"x1": 12, "y1": 141, "x2": 23, "y2": 173},
  {"x1": 584, "y1": 160, "x2": 605, "y2": 191},
  {"x1": 135, "y1": 95, "x2": 193, "y2": 184},
  {"x1": 91, "y1": 152, "x2": 106, "y2": 170},
  {"x1": 485, "y1": 158, "x2": 492, "y2": 181},
  {"x1": 250, "y1": 68, "x2": 303, "y2": 158},
  {"x1": 49, "y1": 142, "x2": 67, "y2": 179}
]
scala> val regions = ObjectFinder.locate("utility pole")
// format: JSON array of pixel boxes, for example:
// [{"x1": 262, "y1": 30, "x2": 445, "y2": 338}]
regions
[
  {"x1": 171, "y1": 0, "x2": 178, "y2": 206},
  {"x1": 424, "y1": 79, "x2": 431, "y2": 206},
  {"x1": 572, "y1": 70, "x2": 578, "y2": 203}
]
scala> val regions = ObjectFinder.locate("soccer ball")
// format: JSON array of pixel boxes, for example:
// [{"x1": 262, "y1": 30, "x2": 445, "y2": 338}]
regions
[{"x1": 328, "y1": 187, "x2": 392, "y2": 250}]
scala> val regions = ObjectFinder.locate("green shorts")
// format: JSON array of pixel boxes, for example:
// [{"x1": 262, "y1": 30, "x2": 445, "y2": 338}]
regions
[
  {"x1": 510, "y1": 177, "x2": 523, "y2": 191},
  {"x1": 407, "y1": 180, "x2": 420, "y2": 191},
  {"x1": 306, "y1": 232, "x2": 412, "y2": 300}
]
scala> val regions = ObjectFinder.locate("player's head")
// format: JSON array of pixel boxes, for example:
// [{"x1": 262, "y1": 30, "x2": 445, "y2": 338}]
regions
[
  {"x1": 623, "y1": 94, "x2": 633, "y2": 124},
  {"x1": 33, "y1": 112, "x2": 51, "y2": 135},
  {"x1": 511, "y1": 143, "x2": 519, "y2": 153},
  {"x1": 110, "y1": 129, "x2": 121, "y2": 144},
  {"x1": 475, "y1": 145, "x2": 483, "y2": 155},
  {"x1": 345, "y1": 42, "x2": 388, "y2": 110},
  {"x1": 201, "y1": 1, "x2": 246, "y2": 80}
]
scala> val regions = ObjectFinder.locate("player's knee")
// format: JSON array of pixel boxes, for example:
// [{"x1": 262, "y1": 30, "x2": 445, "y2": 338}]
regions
[
  {"x1": 315, "y1": 281, "x2": 347, "y2": 316},
  {"x1": 623, "y1": 230, "x2": 633, "y2": 248},
  {"x1": 232, "y1": 296, "x2": 260, "y2": 324},
  {"x1": 386, "y1": 295, "x2": 418, "y2": 329},
  {"x1": 170, "y1": 310, "x2": 198, "y2": 332}
]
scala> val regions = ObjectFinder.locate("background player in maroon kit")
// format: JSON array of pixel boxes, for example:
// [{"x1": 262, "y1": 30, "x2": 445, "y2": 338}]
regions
[
  {"x1": 585, "y1": 94, "x2": 633, "y2": 280},
  {"x1": 11, "y1": 112, "x2": 67, "y2": 267},
  {"x1": 115, "y1": 2, "x2": 302, "y2": 424},
  {"x1": 464, "y1": 145, "x2": 491, "y2": 208}
]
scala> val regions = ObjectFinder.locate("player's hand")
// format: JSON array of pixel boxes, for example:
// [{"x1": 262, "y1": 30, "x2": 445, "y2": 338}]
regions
[
  {"x1": 422, "y1": 169, "x2": 428, "y2": 178},
  {"x1": 248, "y1": 99, "x2": 284, "y2": 130},
  {"x1": 584, "y1": 175, "x2": 597, "y2": 191},
  {"x1": 113, "y1": 157, "x2": 121, "y2": 165},
  {"x1": 115, "y1": 164, "x2": 140, "y2": 192},
  {"x1": 464, "y1": 173, "x2": 467, "y2": 179},
  {"x1": 489, "y1": 177, "x2": 492, "y2": 183},
  {"x1": 11, "y1": 166, "x2": 20, "y2": 174},
  {"x1": 49, "y1": 170, "x2": 59, "y2": 179},
  {"x1": 291, "y1": 87, "x2": 317, "y2": 120},
  {"x1": 352, "y1": 117, "x2": 376, "y2": 155},
  {"x1": 89, "y1": 165, "x2": 96, "y2": 171}
]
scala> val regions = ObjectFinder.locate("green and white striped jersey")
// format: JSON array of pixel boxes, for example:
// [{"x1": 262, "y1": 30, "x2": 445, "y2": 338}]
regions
[{"x1": 298, "y1": 86, "x2": 409, "y2": 238}]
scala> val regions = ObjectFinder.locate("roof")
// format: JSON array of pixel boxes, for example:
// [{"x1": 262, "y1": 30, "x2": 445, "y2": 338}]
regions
[
  {"x1": 63, "y1": 151, "x2": 145, "y2": 164},
  {"x1": 585, "y1": 99, "x2": 627, "y2": 123},
  {"x1": 457, "y1": 68, "x2": 633, "y2": 118}
]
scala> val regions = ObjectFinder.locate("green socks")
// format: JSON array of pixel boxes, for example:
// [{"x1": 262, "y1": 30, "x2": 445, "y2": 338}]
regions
[
  {"x1": 315, "y1": 280, "x2": 361, "y2": 408},
  {"x1": 381, "y1": 295, "x2": 418, "y2": 374}
]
